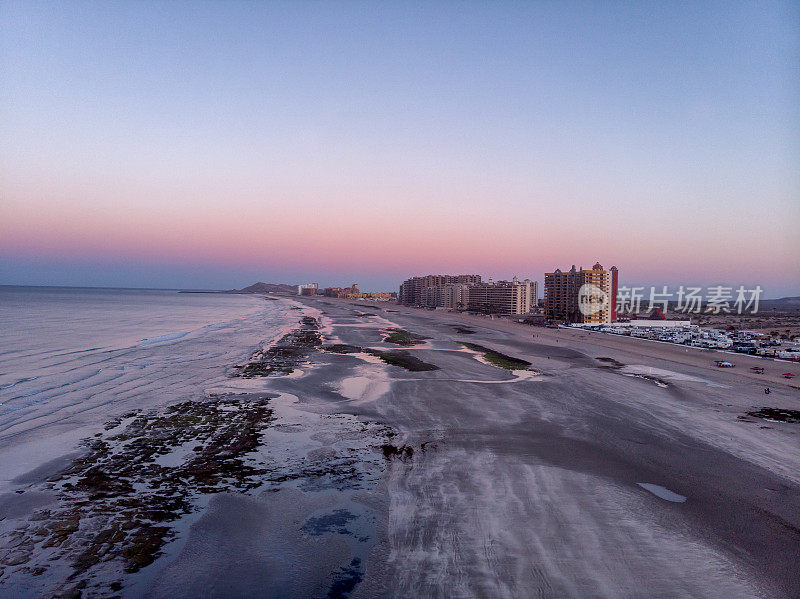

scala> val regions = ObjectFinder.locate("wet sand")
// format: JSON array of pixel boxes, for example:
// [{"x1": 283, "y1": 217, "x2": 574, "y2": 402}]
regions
[
  {"x1": 2, "y1": 297, "x2": 799, "y2": 597},
  {"x1": 309, "y1": 298, "x2": 800, "y2": 597},
  {"x1": 377, "y1": 302, "x2": 800, "y2": 389}
]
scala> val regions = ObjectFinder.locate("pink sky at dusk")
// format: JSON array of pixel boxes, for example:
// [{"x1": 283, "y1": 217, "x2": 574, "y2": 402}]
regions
[{"x1": 3, "y1": 178, "x2": 797, "y2": 295}]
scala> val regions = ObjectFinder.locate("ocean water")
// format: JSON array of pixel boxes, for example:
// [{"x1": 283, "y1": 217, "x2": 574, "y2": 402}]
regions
[{"x1": 0, "y1": 287, "x2": 294, "y2": 481}]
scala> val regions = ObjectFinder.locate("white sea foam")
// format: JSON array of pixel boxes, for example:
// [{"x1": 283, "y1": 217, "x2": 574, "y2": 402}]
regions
[
  {"x1": 636, "y1": 483, "x2": 687, "y2": 502},
  {"x1": 138, "y1": 331, "x2": 190, "y2": 346}
]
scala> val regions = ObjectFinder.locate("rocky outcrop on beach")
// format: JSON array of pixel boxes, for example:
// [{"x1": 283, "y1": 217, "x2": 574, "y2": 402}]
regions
[
  {"x1": 0, "y1": 313, "x2": 396, "y2": 597},
  {"x1": 234, "y1": 316, "x2": 322, "y2": 377}
]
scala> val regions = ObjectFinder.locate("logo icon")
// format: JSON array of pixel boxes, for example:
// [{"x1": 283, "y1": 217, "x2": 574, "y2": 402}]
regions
[{"x1": 578, "y1": 284, "x2": 608, "y2": 316}]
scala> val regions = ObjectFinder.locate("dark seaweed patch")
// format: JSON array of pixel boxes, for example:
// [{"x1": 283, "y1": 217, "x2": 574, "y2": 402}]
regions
[
  {"x1": 369, "y1": 350, "x2": 439, "y2": 371},
  {"x1": 382, "y1": 328, "x2": 429, "y2": 346},
  {"x1": 234, "y1": 317, "x2": 322, "y2": 377},
  {"x1": 460, "y1": 342, "x2": 531, "y2": 370},
  {"x1": 745, "y1": 408, "x2": 800, "y2": 423},
  {"x1": 321, "y1": 345, "x2": 439, "y2": 371},
  {"x1": 322, "y1": 344, "x2": 364, "y2": 354}
]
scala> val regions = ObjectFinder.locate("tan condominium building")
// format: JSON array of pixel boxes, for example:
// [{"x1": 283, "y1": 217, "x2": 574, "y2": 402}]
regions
[
  {"x1": 544, "y1": 262, "x2": 618, "y2": 324},
  {"x1": 466, "y1": 277, "x2": 536, "y2": 315},
  {"x1": 399, "y1": 274, "x2": 482, "y2": 306},
  {"x1": 323, "y1": 283, "x2": 361, "y2": 298},
  {"x1": 419, "y1": 283, "x2": 471, "y2": 310}
]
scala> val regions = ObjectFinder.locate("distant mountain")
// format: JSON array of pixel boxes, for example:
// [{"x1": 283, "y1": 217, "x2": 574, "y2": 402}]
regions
[
  {"x1": 226, "y1": 282, "x2": 297, "y2": 294},
  {"x1": 759, "y1": 296, "x2": 800, "y2": 310}
]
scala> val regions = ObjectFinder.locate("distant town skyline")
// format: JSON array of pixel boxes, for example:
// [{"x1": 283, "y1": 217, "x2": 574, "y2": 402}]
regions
[
  {"x1": 1, "y1": 2, "x2": 798, "y2": 296},
  {"x1": 1, "y1": 264, "x2": 796, "y2": 301}
]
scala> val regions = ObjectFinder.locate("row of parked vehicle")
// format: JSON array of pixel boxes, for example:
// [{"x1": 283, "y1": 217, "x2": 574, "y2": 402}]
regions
[{"x1": 590, "y1": 324, "x2": 800, "y2": 361}]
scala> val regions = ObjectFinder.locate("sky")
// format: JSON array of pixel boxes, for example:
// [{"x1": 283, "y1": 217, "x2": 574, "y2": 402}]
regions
[{"x1": 1, "y1": 1, "x2": 798, "y2": 296}]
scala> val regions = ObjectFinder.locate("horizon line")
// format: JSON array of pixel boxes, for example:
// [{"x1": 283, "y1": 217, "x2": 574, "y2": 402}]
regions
[{"x1": 1, "y1": 283, "x2": 798, "y2": 301}]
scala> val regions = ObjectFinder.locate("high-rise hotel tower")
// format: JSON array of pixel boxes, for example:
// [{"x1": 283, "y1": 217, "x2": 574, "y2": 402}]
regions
[{"x1": 544, "y1": 263, "x2": 618, "y2": 324}]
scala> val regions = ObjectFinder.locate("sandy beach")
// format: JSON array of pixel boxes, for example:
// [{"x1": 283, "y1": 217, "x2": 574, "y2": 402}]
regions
[
  {"x1": 2, "y1": 295, "x2": 799, "y2": 597},
  {"x1": 309, "y1": 298, "x2": 800, "y2": 597}
]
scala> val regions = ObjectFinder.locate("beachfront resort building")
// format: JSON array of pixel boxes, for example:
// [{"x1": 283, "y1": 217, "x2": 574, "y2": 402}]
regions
[
  {"x1": 297, "y1": 283, "x2": 318, "y2": 296},
  {"x1": 399, "y1": 274, "x2": 482, "y2": 307},
  {"x1": 400, "y1": 274, "x2": 536, "y2": 314},
  {"x1": 323, "y1": 284, "x2": 393, "y2": 300},
  {"x1": 466, "y1": 278, "x2": 536, "y2": 315},
  {"x1": 544, "y1": 263, "x2": 618, "y2": 324},
  {"x1": 323, "y1": 284, "x2": 360, "y2": 298},
  {"x1": 419, "y1": 283, "x2": 471, "y2": 310}
]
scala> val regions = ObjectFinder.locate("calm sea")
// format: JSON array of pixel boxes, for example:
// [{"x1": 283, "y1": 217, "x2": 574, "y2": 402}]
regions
[{"x1": 0, "y1": 286, "x2": 292, "y2": 441}]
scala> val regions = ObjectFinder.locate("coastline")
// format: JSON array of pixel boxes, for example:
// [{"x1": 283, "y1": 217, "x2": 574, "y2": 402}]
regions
[{"x1": 1, "y1": 295, "x2": 798, "y2": 597}]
